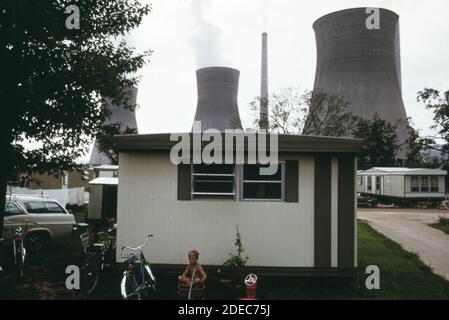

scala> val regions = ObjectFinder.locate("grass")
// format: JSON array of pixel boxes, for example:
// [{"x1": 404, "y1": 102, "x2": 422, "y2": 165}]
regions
[
  {"x1": 257, "y1": 221, "x2": 449, "y2": 299},
  {"x1": 2, "y1": 221, "x2": 449, "y2": 299},
  {"x1": 430, "y1": 216, "x2": 449, "y2": 235}
]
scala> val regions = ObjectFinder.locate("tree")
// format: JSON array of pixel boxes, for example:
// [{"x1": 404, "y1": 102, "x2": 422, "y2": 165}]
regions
[
  {"x1": 249, "y1": 87, "x2": 358, "y2": 136},
  {"x1": 404, "y1": 119, "x2": 438, "y2": 168},
  {"x1": 353, "y1": 113, "x2": 400, "y2": 170},
  {"x1": 0, "y1": 0, "x2": 151, "y2": 232},
  {"x1": 417, "y1": 88, "x2": 449, "y2": 160},
  {"x1": 95, "y1": 123, "x2": 137, "y2": 165}
]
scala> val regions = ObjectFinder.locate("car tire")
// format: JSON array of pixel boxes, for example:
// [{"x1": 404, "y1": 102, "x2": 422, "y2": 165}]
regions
[{"x1": 26, "y1": 232, "x2": 49, "y2": 254}]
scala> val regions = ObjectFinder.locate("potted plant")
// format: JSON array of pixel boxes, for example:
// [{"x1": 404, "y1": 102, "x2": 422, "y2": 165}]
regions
[{"x1": 223, "y1": 225, "x2": 249, "y2": 284}]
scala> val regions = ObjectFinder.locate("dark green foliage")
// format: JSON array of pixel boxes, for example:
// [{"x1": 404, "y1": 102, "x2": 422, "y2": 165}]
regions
[
  {"x1": 0, "y1": 0, "x2": 152, "y2": 231},
  {"x1": 223, "y1": 225, "x2": 249, "y2": 270},
  {"x1": 95, "y1": 123, "x2": 137, "y2": 164},
  {"x1": 353, "y1": 113, "x2": 400, "y2": 170}
]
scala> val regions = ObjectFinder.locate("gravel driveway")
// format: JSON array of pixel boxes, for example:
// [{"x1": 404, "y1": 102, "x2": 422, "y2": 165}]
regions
[{"x1": 358, "y1": 208, "x2": 449, "y2": 281}]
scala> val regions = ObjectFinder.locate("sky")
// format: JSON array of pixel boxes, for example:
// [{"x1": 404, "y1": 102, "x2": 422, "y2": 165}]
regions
[{"x1": 88, "y1": 0, "x2": 449, "y2": 160}]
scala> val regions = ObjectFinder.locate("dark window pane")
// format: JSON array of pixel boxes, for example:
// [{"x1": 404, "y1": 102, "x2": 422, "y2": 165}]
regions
[
  {"x1": 4, "y1": 202, "x2": 24, "y2": 217},
  {"x1": 193, "y1": 164, "x2": 234, "y2": 175},
  {"x1": 243, "y1": 164, "x2": 281, "y2": 181},
  {"x1": 23, "y1": 201, "x2": 65, "y2": 214},
  {"x1": 243, "y1": 183, "x2": 282, "y2": 199}
]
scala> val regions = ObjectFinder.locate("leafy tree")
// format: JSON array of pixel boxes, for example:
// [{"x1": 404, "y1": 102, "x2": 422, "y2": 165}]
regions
[
  {"x1": 404, "y1": 119, "x2": 438, "y2": 168},
  {"x1": 95, "y1": 123, "x2": 137, "y2": 165},
  {"x1": 417, "y1": 88, "x2": 449, "y2": 160},
  {"x1": 249, "y1": 87, "x2": 358, "y2": 136},
  {"x1": 0, "y1": 0, "x2": 151, "y2": 232},
  {"x1": 353, "y1": 113, "x2": 400, "y2": 170}
]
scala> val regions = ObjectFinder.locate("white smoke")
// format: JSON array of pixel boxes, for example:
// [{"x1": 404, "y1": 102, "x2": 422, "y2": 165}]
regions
[{"x1": 189, "y1": 0, "x2": 227, "y2": 68}]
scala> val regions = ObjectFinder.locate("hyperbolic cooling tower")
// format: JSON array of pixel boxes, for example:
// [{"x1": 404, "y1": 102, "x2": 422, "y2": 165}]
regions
[
  {"x1": 193, "y1": 67, "x2": 242, "y2": 131},
  {"x1": 260, "y1": 32, "x2": 269, "y2": 129},
  {"x1": 89, "y1": 87, "x2": 139, "y2": 165},
  {"x1": 312, "y1": 8, "x2": 409, "y2": 157}
]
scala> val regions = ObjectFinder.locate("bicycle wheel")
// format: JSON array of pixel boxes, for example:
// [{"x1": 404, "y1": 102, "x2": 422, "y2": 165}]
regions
[
  {"x1": 80, "y1": 255, "x2": 100, "y2": 294},
  {"x1": 121, "y1": 272, "x2": 141, "y2": 300}
]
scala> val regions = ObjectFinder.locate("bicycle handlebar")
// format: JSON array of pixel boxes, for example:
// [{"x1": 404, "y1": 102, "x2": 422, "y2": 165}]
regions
[{"x1": 121, "y1": 234, "x2": 153, "y2": 251}]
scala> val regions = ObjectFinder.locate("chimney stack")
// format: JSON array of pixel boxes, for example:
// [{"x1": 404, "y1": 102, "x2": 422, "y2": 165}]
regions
[{"x1": 259, "y1": 32, "x2": 269, "y2": 130}]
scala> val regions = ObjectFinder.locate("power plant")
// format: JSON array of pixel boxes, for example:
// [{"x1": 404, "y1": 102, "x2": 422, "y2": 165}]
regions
[
  {"x1": 192, "y1": 67, "x2": 242, "y2": 131},
  {"x1": 312, "y1": 8, "x2": 409, "y2": 157},
  {"x1": 89, "y1": 87, "x2": 139, "y2": 165}
]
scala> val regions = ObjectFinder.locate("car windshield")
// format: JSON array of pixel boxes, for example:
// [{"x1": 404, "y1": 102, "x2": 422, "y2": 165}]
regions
[{"x1": 22, "y1": 201, "x2": 66, "y2": 214}]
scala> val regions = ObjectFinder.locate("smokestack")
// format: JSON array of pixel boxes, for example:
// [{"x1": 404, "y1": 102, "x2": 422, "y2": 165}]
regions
[
  {"x1": 311, "y1": 8, "x2": 409, "y2": 157},
  {"x1": 259, "y1": 32, "x2": 269, "y2": 129},
  {"x1": 89, "y1": 87, "x2": 139, "y2": 165},
  {"x1": 193, "y1": 67, "x2": 242, "y2": 131}
]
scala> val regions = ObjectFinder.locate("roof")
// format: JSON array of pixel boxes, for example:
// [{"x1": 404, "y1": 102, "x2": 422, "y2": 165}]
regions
[
  {"x1": 6, "y1": 195, "x2": 52, "y2": 202},
  {"x1": 89, "y1": 177, "x2": 119, "y2": 185},
  {"x1": 359, "y1": 167, "x2": 447, "y2": 176},
  {"x1": 114, "y1": 133, "x2": 363, "y2": 154},
  {"x1": 93, "y1": 164, "x2": 119, "y2": 171}
]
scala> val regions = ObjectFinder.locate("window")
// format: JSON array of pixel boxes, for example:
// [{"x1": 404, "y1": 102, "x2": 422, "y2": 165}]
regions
[
  {"x1": 411, "y1": 176, "x2": 419, "y2": 192},
  {"x1": 241, "y1": 164, "x2": 284, "y2": 200},
  {"x1": 420, "y1": 176, "x2": 429, "y2": 192},
  {"x1": 358, "y1": 176, "x2": 363, "y2": 186},
  {"x1": 367, "y1": 176, "x2": 372, "y2": 191},
  {"x1": 192, "y1": 164, "x2": 235, "y2": 199},
  {"x1": 430, "y1": 176, "x2": 439, "y2": 192},
  {"x1": 4, "y1": 202, "x2": 25, "y2": 217},
  {"x1": 376, "y1": 176, "x2": 381, "y2": 191},
  {"x1": 22, "y1": 201, "x2": 66, "y2": 214}
]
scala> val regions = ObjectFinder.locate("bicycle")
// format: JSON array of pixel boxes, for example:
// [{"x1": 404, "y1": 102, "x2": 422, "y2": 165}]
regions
[
  {"x1": 12, "y1": 219, "x2": 38, "y2": 278},
  {"x1": 120, "y1": 234, "x2": 156, "y2": 300},
  {"x1": 79, "y1": 227, "x2": 116, "y2": 294}
]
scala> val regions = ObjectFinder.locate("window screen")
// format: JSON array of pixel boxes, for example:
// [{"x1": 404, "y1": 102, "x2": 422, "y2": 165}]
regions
[
  {"x1": 411, "y1": 176, "x2": 419, "y2": 192},
  {"x1": 192, "y1": 164, "x2": 235, "y2": 199},
  {"x1": 420, "y1": 176, "x2": 429, "y2": 192},
  {"x1": 430, "y1": 176, "x2": 439, "y2": 192}
]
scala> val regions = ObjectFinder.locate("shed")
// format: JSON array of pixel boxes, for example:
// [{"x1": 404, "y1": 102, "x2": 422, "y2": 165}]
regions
[
  {"x1": 114, "y1": 133, "x2": 363, "y2": 275},
  {"x1": 357, "y1": 167, "x2": 447, "y2": 201},
  {"x1": 88, "y1": 177, "x2": 118, "y2": 221}
]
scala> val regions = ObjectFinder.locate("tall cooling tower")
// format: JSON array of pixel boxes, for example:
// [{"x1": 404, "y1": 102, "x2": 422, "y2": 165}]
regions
[
  {"x1": 312, "y1": 8, "x2": 409, "y2": 157},
  {"x1": 89, "y1": 87, "x2": 139, "y2": 165},
  {"x1": 193, "y1": 67, "x2": 242, "y2": 131}
]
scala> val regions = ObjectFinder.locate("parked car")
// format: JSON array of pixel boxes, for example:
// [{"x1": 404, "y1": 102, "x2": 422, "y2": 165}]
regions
[
  {"x1": 357, "y1": 193, "x2": 378, "y2": 208},
  {"x1": 3, "y1": 195, "x2": 76, "y2": 252}
]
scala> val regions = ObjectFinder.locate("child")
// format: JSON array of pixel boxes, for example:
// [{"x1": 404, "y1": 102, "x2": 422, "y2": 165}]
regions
[{"x1": 178, "y1": 250, "x2": 207, "y2": 287}]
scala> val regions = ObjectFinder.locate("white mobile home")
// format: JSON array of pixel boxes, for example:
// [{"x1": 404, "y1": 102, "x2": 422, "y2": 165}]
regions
[
  {"x1": 114, "y1": 133, "x2": 362, "y2": 275},
  {"x1": 357, "y1": 167, "x2": 447, "y2": 202}
]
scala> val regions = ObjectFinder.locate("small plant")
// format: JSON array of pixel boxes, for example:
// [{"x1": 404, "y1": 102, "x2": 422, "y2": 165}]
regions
[{"x1": 223, "y1": 225, "x2": 249, "y2": 270}]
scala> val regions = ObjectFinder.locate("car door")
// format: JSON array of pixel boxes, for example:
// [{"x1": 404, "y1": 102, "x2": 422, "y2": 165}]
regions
[
  {"x1": 3, "y1": 202, "x2": 28, "y2": 242},
  {"x1": 18, "y1": 200, "x2": 75, "y2": 239}
]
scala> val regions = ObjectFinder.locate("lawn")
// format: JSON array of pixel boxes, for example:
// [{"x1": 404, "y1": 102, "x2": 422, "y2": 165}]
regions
[
  {"x1": 257, "y1": 221, "x2": 449, "y2": 299},
  {"x1": 429, "y1": 216, "x2": 449, "y2": 235},
  {"x1": 2, "y1": 221, "x2": 449, "y2": 299}
]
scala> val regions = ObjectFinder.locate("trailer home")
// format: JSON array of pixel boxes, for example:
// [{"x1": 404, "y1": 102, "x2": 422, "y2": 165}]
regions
[
  {"x1": 357, "y1": 167, "x2": 447, "y2": 202},
  {"x1": 114, "y1": 133, "x2": 363, "y2": 275}
]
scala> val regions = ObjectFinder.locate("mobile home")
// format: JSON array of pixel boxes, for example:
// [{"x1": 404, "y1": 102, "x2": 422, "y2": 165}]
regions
[
  {"x1": 114, "y1": 133, "x2": 362, "y2": 275},
  {"x1": 357, "y1": 167, "x2": 447, "y2": 203}
]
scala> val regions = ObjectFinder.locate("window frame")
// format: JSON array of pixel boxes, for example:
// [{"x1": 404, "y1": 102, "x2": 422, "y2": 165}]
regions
[
  {"x1": 430, "y1": 176, "x2": 439, "y2": 192},
  {"x1": 190, "y1": 164, "x2": 236, "y2": 200},
  {"x1": 411, "y1": 176, "x2": 420, "y2": 192},
  {"x1": 239, "y1": 162, "x2": 286, "y2": 202},
  {"x1": 420, "y1": 176, "x2": 430, "y2": 192}
]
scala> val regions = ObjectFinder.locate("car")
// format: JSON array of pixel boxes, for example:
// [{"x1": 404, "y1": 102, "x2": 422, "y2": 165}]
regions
[
  {"x1": 357, "y1": 193, "x2": 378, "y2": 208},
  {"x1": 3, "y1": 195, "x2": 76, "y2": 252}
]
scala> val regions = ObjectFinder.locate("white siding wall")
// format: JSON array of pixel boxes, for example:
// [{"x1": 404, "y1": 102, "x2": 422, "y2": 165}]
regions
[
  {"x1": 382, "y1": 175, "x2": 404, "y2": 197},
  {"x1": 117, "y1": 153, "x2": 316, "y2": 267}
]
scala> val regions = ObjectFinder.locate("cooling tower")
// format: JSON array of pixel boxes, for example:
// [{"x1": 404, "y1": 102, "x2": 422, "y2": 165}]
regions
[
  {"x1": 312, "y1": 8, "x2": 409, "y2": 157},
  {"x1": 193, "y1": 67, "x2": 242, "y2": 131},
  {"x1": 89, "y1": 87, "x2": 139, "y2": 165}
]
